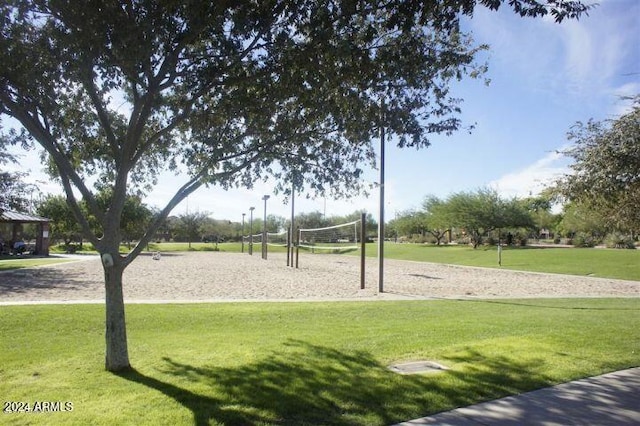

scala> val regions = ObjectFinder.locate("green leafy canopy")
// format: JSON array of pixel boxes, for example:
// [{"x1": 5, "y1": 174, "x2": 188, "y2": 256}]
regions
[
  {"x1": 0, "y1": 1, "x2": 592, "y2": 371},
  {"x1": 0, "y1": 2, "x2": 592, "y2": 253},
  {"x1": 558, "y1": 97, "x2": 640, "y2": 234}
]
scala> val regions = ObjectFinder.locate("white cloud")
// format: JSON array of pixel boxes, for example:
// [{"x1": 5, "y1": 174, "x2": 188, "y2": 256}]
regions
[
  {"x1": 609, "y1": 82, "x2": 640, "y2": 117},
  {"x1": 489, "y1": 149, "x2": 570, "y2": 199},
  {"x1": 560, "y1": 20, "x2": 596, "y2": 95},
  {"x1": 468, "y1": 1, "x2": 638, "y2": 106}
]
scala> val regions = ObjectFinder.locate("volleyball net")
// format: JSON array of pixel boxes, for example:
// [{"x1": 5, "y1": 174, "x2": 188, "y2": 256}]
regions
[
  {"x1": 296, "y1": 214, "x2": 367, "y2": 289},
  {"x1": 297, "y1": 220, "x2": 360, "y2": 252},
  {"x1": 241, "y1": 214, "x2": 367, "y2": 289},
  {"x1": 242, "y1": 233, "x2": 263, "y2": 245},
  {"x1": 266, "y1": 231, "x2": 288, "y2": 247}
]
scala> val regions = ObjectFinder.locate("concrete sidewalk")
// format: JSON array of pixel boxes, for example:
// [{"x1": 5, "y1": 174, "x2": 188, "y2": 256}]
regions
[{"x1": 395, "y1": 367, "x2": 640, "y2": 425}]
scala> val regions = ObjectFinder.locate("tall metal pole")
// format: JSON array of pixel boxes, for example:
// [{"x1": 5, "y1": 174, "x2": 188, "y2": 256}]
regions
[
  {"x1": 360, "y1": 212, "x2": 366, "y2": 290},
  {"x1": 290, "y1": 182, "x2": 295, "y2": 267},
  {"x1": 249, "y1": 207, "x2": 255, "y2": 255},
  {"x1": 378, "y1": 104, "x2": 385, "y2": 293},
  {"x1": 262, "y1": 195, "x2": 270, "y2": 259},
  {"x1": 241, "y1": 213, "x2": 246, "y2": 253}
]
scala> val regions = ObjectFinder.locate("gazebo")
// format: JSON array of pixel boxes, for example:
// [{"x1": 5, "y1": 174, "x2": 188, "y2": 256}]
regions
[{"x1": 0, "y1": 210, "x2": 51, "y2": 256}]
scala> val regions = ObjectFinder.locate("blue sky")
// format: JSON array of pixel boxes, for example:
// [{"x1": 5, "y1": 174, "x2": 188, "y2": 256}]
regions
[{"x1": 6, "y1": 0, "x2": 640, "y2": 222}]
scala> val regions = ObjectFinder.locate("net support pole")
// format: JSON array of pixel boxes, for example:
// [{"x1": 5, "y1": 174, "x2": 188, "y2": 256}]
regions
[
  {"x1": 286, "y1": 228, "x2": 291, "y2": 267},
  {"x1": 295, "y1": 228, "x2": 300, "y2": 269},
  {"x1": 498, "y1": 228, "x2": 502, "y2": 266},
  {"x1": 290, "y1": 180, "x2": 295, "y2": 268},
  {"x1": 360, "y1": 212, "x2": 366, "y2": 290},
  {"x1": 262, "y1": 195, "x2": 270, "y2": 260}
]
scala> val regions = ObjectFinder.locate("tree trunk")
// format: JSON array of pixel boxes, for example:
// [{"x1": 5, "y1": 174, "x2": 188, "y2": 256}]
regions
[{"x1": 103, "y1": 254, "x2": 131, "y2": 371}]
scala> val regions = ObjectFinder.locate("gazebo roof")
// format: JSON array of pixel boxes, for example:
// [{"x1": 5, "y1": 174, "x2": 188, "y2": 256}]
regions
[{"x1": 0, "y1": 210, "x2": 50, "y2": 223}]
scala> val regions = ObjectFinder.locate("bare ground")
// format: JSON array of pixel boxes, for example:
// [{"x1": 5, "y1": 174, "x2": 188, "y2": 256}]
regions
[{"x1": 0, "y1": 251, "x2": 638, "y2": 304}]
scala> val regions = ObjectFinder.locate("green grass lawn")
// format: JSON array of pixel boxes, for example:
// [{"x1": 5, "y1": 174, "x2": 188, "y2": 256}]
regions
[
  {"x1": 373, "y1": 244, "x2": 640, "y2": 281},
  {"x1": 1, "y1": 299, "x2": 638, "y2": 425}
]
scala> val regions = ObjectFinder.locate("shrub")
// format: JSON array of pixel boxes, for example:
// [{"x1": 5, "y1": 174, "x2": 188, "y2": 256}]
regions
[
  {"x1": 410, "y1": 234, "x2": 434, "y2": 244},
  {"x1": 572, "y1": 232, "x2": 597, "y2": 248},
  {"x1": 605, "y1": 233, "x2": 636, "y2": 249},
  {"x1": 484, "y1": 236, "x2": 497, "y2": 246},
  {"x1": 455, "y1": 236, "x2": 471, "y2": 246}
]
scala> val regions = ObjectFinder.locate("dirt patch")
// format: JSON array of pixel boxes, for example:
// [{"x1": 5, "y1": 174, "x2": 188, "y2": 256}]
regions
[{"x1": 1, "y1": 252, "x2": 639, "y2": 303}]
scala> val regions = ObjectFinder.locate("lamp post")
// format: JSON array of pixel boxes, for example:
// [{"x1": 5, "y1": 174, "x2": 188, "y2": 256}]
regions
[
  {"x1": 289, "y1": 181, "x2": 295, "y2": 268},
  {"x1": 378, "y1": 102, "x2": 385, "y2": 293},
  {"x1": 249, "y1": 207, "x2": 255, "y2": 255},
  {"x1": 262, "y1": 195, "x2": 270, "y2": 259},
  {"x1": 241, "y1": 213, "x2": 246, "y2": 253}
]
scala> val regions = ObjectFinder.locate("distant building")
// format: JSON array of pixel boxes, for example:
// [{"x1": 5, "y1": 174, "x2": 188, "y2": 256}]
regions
[{"x1": 0, "y1": 210, "x2": 51, "y2": 256}]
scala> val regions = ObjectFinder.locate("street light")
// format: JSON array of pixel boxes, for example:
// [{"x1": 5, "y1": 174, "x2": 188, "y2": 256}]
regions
[
  {"x1": 241, "y1": 213, "x2": 246, "y2": 253},
  {"x1": 249, "y1": 207, "x2": 255, "y2": 255},
  {"x1": 262, "y1": 195, "x2": 270, "y2": 259},
  {"x1": 378, "y1": 103, "x2": 386, "y2": 293}
]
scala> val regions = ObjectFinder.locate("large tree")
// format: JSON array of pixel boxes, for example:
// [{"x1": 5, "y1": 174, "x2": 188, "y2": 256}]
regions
[
  {"x1": 174, "y1": 211, "x2": 210, "y2": 247},
  {"x1": 38, "y1": 192, "x2": 153, "y2": 249},
  {"x1": 0, "y1": 169, "x2": 33, "y2": 211},
  {"x1": 37, "y1": 194, "x2": 83, "y2": 247},
  {"x1": 0, "y1": 1, "x2": 590, "y2": 371},
  {"x1": 422, "y1": 195, "x2": 451, "y2": 244},
  {"x1": 1, "y1": 129, "x2": 36, "y2": 211},
  {"x1": 557, "y1": 98, "x2": 640, "y2": 236},
  {"x1": 437, "y1": 188, "x2": 533, "y2": 248}
]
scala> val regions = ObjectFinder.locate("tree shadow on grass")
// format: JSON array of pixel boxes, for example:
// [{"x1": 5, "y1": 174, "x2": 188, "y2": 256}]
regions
[
  {"x1": 454, "y1": 298, "x2": 640, "y2": 311},
  {"x1": 115, "y1": 340, "x2": 559, "y2": 425}
]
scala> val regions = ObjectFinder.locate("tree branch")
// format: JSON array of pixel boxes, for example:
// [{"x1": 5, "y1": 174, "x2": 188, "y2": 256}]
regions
[{"x1": 80, "y1": 61, "x2": 119, "y2": 157}]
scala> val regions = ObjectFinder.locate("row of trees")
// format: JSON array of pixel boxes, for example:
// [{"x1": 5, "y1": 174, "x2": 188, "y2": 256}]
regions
[
  {"x1": 387, "y1": 98, "x2": 640, "y2": 248},
  {"x1": 36, "y1": 194, "x2": 241, "y2": 248},
  {"x1": 389, "y1": 189, "x2": 637, "y2": 249},
  {"x1": 14, "y1": 96, "x2": 640, "y2": 253},
  {"x1": 36, "y1": 192, "x2": 377, "y2": 248},
  {"x1": 388, "y1": 189, "x2": 541, "y2": 248},
  {"x1": 314, "y1": 101, "x2": 639, "y2": 251}
]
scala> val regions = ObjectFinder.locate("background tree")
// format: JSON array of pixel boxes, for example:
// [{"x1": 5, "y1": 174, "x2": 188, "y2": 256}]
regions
[
  {"x1": 422, "y1": 195, "x2": 451, "y2": 245},
  {"x1": 0, "y1": 170, "x2": 34, "y2": 212},
  {"x1": 519, "y1": 194, "x2": 560, "y2": 240},
  {"x1": 556, "y1": 98, "x2": 640, "y2": 237},
  {"x1": 94, "y1": 191, "x2": 153, "y2": 247},
  {"x1": 556, "y1": 201, "x2": 608, "y2": 240},
  {"x1": 294, "y1": 212, "x2": 331, "y2": 231},
  {"x1": 174, "y1": 212, "x2": 210, "y2": 248},
  {"x1": 437, "y1": 188, "x2": 533, "y2": 248},
  {"x1": 37, "y1": 195, "x2": 84, "y2": 248},
  {"x1": 119, "y1": 196, "x2": 153, "y2": 246},
  {"x1": 266, "y1": 215, "x2": 287, "y2": 233},
  {"x1": 389, "y1": 209, "x2": 429, "y2": 241},
  {"x1": 1, "y1": 132, "x2": 37, "y2": 212},
  {"x1": 0, "y1": 0, "x2": 590, "y2": 371},
  {"x1": 498, "y1": 196, "x2": 536, "y2": 245},
  {"x1": 440, "y1": 189, "x2": 498, "y2": 248},
  {"x1": 38, "y1": 193, "x2": 153, "y2": 249},
  {"x1": 200, "y1": 218, "x2": 238, "y2": 243}
]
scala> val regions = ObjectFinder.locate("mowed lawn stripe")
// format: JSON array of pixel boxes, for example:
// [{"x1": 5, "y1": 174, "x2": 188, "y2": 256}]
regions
[{"x1": 1, "y1": 298, "x2": 638, "y2": 425}]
